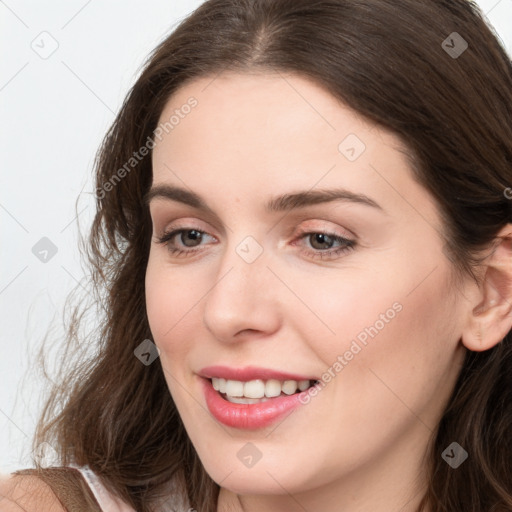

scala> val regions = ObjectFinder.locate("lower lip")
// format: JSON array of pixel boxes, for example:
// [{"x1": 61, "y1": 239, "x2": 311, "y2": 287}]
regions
[{"x1": 202, "y1": 378, "x2": 310, "y2": 430}]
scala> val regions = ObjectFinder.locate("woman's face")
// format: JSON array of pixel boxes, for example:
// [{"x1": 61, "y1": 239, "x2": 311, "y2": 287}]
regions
[{"x1": 145, "y1": 72, "x2": 469, "y2": 509}]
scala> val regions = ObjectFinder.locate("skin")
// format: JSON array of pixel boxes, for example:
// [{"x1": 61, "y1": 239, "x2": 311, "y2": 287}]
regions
[
  {"x1": 0, "y1": 474, "x2": 65, "y2": 512},
  {"x1": 145, "y1": 71, "x2": 512, "y2": 512}
]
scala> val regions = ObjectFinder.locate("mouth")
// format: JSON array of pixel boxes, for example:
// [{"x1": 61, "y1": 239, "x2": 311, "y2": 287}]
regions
[
  {"x1": 200, "y1": 367, "x2": 322, "y2": 429},
  {"x1": 210, "y1": 377, "x2": 320, "y2": 404}
]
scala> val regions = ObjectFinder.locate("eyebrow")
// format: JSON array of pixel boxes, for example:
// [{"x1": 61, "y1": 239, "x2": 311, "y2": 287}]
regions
[{"x1": 143, "y1": 184, "x2": 383, "y2": 214}]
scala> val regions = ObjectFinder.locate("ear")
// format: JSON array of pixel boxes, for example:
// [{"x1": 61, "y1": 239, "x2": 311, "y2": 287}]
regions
[{"x1": 462, "y1": 225, "x2": 512, "y2": 352}]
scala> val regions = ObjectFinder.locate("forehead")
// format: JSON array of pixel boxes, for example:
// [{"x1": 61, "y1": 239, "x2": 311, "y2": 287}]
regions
[
  {"x1": 150, "y1": 71, "x2": 437, "y2": 224},
  {"x1": 155, "y1": 70, "x2": 388, "y2": 149}
]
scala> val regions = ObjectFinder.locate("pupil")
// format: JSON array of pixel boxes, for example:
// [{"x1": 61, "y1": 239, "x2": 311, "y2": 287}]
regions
[
  {"x1": 311, "y1": 233, "x2": 332, "y2": 250},
  {"x1": 183, "y1": 230, "x2": 201, "y2": 247}
]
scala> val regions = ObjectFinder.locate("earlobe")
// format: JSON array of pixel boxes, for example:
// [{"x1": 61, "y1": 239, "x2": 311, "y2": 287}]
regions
[{"x1": 461, "y1": 225, "x2": 512, "y2": 352}]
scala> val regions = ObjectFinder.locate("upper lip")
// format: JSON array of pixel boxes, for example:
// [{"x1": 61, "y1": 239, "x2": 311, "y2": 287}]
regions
[{"x1": 198, "y1": 365, "x2": 318, "y2": 382}]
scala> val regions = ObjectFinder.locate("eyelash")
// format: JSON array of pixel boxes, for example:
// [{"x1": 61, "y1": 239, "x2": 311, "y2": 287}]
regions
[{"x1": 155, "y1": 226, "x2": 356, "y2": 260}]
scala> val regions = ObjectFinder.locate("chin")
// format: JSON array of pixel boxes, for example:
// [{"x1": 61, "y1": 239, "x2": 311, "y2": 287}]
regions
[{"x1": 204, "y1": 458, "x2": 318, "y2": 496}]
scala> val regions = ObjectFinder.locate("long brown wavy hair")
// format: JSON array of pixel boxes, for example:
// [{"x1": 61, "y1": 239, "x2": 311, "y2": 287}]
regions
[{"x1": 33, "y1": 0, "x2": 512, "y2": 510}]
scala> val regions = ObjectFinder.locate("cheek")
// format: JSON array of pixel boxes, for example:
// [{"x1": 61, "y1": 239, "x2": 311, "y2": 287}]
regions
[
  {"x1": 328, "y1": 266, "x2": 459, "y2": 428},
  {"x1": 291, "y1": 254, "x2": 459, "y2": 399},
  {"x1": 145, "y1": 258, "x2": 198, "y2": 354},
  {"x1": 281, "y1": 264, "x2": 405, "y2": 366},
  {"x1": 308, "y1": 242, "x2": 457, "y2": 363}
]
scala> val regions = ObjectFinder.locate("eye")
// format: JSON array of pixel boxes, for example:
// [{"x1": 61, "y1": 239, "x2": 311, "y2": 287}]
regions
[
  {"x1": 293, "y1": 230, "x2": 356, "y2": 260},
  {"x1": 155, "y1": 227, "x2": 215, "y2": 257},
  {"x1": 154, "y1": 226, "x2": 356, "y2": 260}
]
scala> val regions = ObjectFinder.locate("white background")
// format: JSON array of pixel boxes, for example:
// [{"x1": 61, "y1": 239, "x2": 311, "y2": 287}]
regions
[{"x1": 1, "y1": 0, "x2": 511, "y2": 471}]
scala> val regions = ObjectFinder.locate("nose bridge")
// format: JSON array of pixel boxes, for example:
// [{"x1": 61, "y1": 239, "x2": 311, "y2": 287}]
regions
[
  {"x1": 202, "y1": 233, "x2": 280, "y2": 340},
  {"x1": 215, "y1": 233, "x2": 269, "y2": 294}
]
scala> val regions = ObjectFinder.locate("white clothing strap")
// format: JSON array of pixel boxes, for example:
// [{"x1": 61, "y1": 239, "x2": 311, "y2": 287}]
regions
[{"x1": 68, "y1": 464, "x2": 136, "y2": 512}]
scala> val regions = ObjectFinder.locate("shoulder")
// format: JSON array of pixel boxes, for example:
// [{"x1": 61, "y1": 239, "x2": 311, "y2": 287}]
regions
[{"x1": 0, "y1": 473, "x2": 66, "y2": 512}]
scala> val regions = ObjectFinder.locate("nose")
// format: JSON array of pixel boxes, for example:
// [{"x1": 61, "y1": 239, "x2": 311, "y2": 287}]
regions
[{"x1": 202, "y1": 238, "x2": 281, "y2": 343}]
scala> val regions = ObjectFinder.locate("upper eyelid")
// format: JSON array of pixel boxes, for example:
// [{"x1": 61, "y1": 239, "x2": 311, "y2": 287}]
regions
[
  {"x1": 149, "y1": 199, "x2": 368, "y2": 237},
  {"x1": 158, "y1": 225, "x2": 354, "y2": 247},
  {"x1": 153, "y1": 210, "x2": 354, "y2": 230},
  {"x1": 157, "y1": 222, "x2": 353, "y2": 237},
  {"x1": 154, "y1": 209, "x2": 358, "y2": 234},
  {"x1": 150, "y1": 207, "x2": 228, "y2": 236},
  {"x1": 154, "y1": 216, "x2": 216, "y2": 234}
]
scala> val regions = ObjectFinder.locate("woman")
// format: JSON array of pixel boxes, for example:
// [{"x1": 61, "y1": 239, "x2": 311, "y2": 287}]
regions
[{"x1": 2, "y1": 0, "x2": 512, "y2": 510}]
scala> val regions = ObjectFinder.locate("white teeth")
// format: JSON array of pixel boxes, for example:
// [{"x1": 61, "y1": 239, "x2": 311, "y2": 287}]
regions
[
  {"x1": 282, "y1": 380, "x2": 298, "y2": 395},
  {"x1": 225, "y1": 379, "x2": 244, "y2": 397},
  {"x1": 211, "y1": 377, "x2": 315, "y2": 399},
  {"x1": 298, "y1": 380, "x2": 310, "y2": 391},
  {"x1": 265, "y1": 379, "x2": 282, "y2": 398},
  {"x1": 212, "y1": 378, "x2": 227, "y2": 393},
  {"x1": 244, "y1": 379, "x2": 265, "y2": 399}
]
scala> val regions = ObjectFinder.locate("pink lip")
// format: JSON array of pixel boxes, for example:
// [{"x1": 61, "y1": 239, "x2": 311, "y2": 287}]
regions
[
  {"x1": 201, "y1": 377, "x2": 311, "y2": 429},
  {"x1": 198, "y1": 365, "x2": 317, "y2": 382}
]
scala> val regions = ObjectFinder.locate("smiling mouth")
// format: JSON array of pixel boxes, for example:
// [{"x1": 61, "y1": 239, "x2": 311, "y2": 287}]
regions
[{"x1": 210, "y1": 377, "x2": 320, "y2": 404}]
